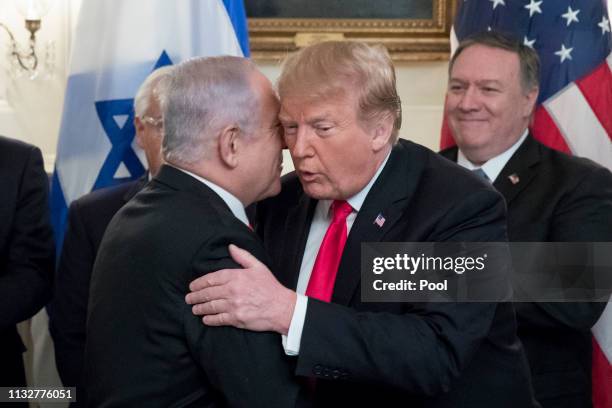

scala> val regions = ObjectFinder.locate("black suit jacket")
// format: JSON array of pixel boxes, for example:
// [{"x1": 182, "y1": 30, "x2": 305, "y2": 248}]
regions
[
  {"x1": 85, "y1": 165, "x2": 303, "y2": 407},
  {"x1": 440, "y1": 135, "x2": 612, "y2": 407},
  {"x1": 48, "y1": 176, "x2": 145, "y2": 403},
  {"x1": 257, "y1": 139, "x2": 538, "y2": 407},
  {"x1": 0, "y1": 136, "x2": 54, "y2": 386}
]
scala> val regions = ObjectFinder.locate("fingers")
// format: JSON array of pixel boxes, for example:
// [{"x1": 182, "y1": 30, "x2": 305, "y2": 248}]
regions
[
  {"x1": 228, "y1": 244, "x2": 262, "y2": 269},
  {"x1": 185, "y1": 284, "x2": 226, "y2": 305},
  {"x1": 202, "y1": 313, "x2": 238, "y2": 328},
  {"x1": 192, "y1": 298, "x2": 229, "y2": 316},
  {"x1": 189, "y1": 269, "x2": 232, "y2": 292}
]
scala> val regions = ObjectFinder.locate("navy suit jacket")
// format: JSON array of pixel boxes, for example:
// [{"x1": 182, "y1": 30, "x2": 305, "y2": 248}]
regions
[
  {"x1": 49, "y1": 176, "x2": 145, "y2": 403},
  {"x1": 257, "y1": 139, "x2": 539, "y2": 407},
  {"x1": 0, "y1": 136, "x2": 54, "y2": 386},
  {"x1": 440, "y1": 135, "x2": 612, "y2": 407}
]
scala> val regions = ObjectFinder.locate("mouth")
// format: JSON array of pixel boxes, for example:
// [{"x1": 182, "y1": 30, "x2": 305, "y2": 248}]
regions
[{"x1": 298, "y1": 170, "x2": 318, "y2": 182}]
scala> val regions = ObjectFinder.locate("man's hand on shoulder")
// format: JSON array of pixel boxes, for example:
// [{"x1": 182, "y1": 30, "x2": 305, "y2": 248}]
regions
[{"x1": 186, "y1": 244, "x2": 297, "y2": 335}]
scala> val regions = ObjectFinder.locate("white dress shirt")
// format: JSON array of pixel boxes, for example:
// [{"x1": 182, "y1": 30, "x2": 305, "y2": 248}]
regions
[
  {"x1": 457, "y1": 130, "x2": 528, "y2": 182},
  {"x1": 283, "y1": 151, "x2": 391, "y2": 355},
  {"x1": 174, "y1": 166, "x2": 250, "y2": 226}
]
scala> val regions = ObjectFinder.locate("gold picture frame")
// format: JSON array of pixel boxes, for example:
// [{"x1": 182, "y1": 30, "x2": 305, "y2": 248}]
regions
[{"x1": 248, "y1": 0, "x2": 457, "y2": 61}]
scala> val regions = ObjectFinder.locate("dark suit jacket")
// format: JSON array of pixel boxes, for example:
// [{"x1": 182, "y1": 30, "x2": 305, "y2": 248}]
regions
[
  {"x1": 440, "y1": 135, "x2": 612, "y2": 407},
  {"x1": 0, "y1": 136, "x2": 54, "y2": 386},
  {"x1": 257, "y1": 139, "x2": 538, "y2": 407},
  {"x1": 48, "y1": 177, "x2": 145, "y2": 404},
  {"x1": 85, "y1": 165, "x2": 303, "y2": 407}
]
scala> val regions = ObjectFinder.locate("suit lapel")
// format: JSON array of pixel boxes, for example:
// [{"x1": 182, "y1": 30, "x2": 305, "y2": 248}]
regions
[
  {"x1": 332, "y1": 141, "x2": 424, "y2": 305},
  {"x1": 493, "y1": 135, "x2": 541, "y2": 204},
  {"x1": 276, "y1": 194, "x2": 317, "y2": 290}
]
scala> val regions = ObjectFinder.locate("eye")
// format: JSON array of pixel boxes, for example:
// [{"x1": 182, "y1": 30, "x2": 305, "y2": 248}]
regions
[
  {"x1": 314, "y1": 123, "x2": 334, "y2": 136},
  {"x1": 282, "y1": 124, "x2": 298, "y2": 136},
  {"x1": 449, "y1": 84, "x2": 465, "y2": 92},
  {"x1": 482, "y1": 87, "x2": 499, "y2": 93}
]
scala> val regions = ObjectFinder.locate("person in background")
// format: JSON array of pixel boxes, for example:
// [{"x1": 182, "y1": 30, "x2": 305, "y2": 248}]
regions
[
  {"x1": 0, "y1": 135, "x2": 54, "y2": 406},
  {"x1": 440, "y1": 31, "x2": 612, "y2": 407}
]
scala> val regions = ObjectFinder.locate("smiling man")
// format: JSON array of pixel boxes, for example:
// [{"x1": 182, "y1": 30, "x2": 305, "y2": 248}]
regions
[
  {"x1": 440, "y1": 32, "x2": 612, "y2": 407},
  {"x1": 187, "y1": 41, "x2": 539, "y2": 407}
]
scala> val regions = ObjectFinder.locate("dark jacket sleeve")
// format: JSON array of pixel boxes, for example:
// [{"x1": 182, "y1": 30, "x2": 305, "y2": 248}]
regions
[
  {"x1": 296, "y1": 189, "x2": 510, "y2": 396},
  {"x1": 49, "y1": 200, "x2": 94, "y2": 388},
  {"x1": 0, "y1": 145, "x2": 54, "y2": 329},
  {"x1": 184, "y1": 232, "x2": 305, "y2": 408}
]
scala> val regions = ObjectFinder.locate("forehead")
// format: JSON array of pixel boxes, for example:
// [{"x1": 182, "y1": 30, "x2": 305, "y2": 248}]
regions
[
  {"x1": 280, "y1": 89, "x2": 358, "y2": 120},
  {"x1": 451, "y1": 44, "x2": 520, "y2": 82}
]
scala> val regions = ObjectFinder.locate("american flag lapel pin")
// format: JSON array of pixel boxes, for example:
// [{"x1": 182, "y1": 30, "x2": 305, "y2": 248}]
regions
[
  {"x1": 508, "y1": 173, "x2": 520, "y2": 185},
  {"x1": 374, "y1": 213, "x2": 386, "y2": 228}
]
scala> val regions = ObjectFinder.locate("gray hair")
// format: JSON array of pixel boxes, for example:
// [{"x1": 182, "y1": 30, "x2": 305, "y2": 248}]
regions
[
  {"x1": 161, "y1": 56, "x2": 260, "y2": 166},
  {"x1": 449, "y1": 31, "x2": 540, "y2": 93},
  {"x1": 278, "y1": 41, "x2": 402, "y2": 143},
  {"x1": 133, "y1": 65, "x2": 174, "y2": 118}
]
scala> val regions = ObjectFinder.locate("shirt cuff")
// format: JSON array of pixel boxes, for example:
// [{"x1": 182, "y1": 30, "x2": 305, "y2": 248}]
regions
[{"x1": 281, "y1": 294, "x2": 308, "y2": 356}]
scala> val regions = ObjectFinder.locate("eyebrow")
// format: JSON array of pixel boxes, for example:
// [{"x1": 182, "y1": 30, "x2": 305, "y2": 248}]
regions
[
  {"x1": 278, "y1": 112, "x2": 334, "y2": 124},
  {"x1": 449, "y1": 78, "x2": 505, "y2": 89}
]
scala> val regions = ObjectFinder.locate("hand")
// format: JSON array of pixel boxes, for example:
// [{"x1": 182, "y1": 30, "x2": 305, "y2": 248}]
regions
[{"x1": 186, "y1": 244, "x2": 297, "y2": 335}]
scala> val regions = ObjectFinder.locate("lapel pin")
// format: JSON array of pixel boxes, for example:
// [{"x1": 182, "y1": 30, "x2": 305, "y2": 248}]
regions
[
  {"x1": 508, "y1": 173, "x2": 520, "y2": 185},
  {"x1": 373, "y1": 213, "x2": 386, "y2": 228}
]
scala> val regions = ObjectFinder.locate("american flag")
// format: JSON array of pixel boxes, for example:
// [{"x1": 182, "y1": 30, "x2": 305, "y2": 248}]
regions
[
  {"x1": 440, "y1": 1, "x2": 612, "y2": 407},
  {"x1": 374, "y1": 213, "x2": 386, "y2": 228}
]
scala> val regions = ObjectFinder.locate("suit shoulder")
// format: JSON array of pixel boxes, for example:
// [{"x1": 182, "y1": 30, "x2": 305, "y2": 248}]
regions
[
  {"x1": 71, "y1": 181, "x2": 136, "y2": 211},
  {"x1": 68, "y1": 181, "x2": 139, "y2": 229},
  {"x1": 0, "y1": 136, "x2": 43, "y2": 172},
  {"x1": 541, "y1": 144, "x2": 612, "y2": 180},
  {"x1": 0, "y1": 135, "x2": 39, "y2": 155},
  {"x1": 398, "y1": 140, "x2": 495, "y2": 195}
]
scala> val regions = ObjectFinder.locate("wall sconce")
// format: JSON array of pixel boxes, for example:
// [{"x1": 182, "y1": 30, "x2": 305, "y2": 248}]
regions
[{"x1": 0, "y1": 0, "x2": 55, "y2": 79}]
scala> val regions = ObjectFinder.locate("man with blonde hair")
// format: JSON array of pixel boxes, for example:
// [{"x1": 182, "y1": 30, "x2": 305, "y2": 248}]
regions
[{"x1": 188, "y1": 41, "x2": 538, "y2": 407}]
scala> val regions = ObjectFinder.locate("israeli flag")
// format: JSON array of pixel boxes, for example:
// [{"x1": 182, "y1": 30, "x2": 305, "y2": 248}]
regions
[{"x1": 50, "y1": 0, "x2": 249, "y2": 250}]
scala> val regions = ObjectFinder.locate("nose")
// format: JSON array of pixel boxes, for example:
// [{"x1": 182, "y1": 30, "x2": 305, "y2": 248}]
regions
[
  {"x1": 457, "y1": 86, "x2": 480, "y2": 112},
  {"x1": 288, "y1": 127, "x2": 314, "y2": 159}
]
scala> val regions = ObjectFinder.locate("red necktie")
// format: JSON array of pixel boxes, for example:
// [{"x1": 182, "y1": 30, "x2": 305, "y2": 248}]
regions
[{"x1": 305, "y1": 200, "x2": 353, "y2": 302}]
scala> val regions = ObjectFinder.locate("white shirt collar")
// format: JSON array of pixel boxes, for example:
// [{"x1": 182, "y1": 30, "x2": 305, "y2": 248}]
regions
[
  {"x1": 173, "y1": 166, "x2": 250, "y2": 226},
  {"x1": 319, "y1": 149, "x2": 392, "y2": 217},
  {"x1": 457, "y1": 130, "x2": 528, "y2": 182}
]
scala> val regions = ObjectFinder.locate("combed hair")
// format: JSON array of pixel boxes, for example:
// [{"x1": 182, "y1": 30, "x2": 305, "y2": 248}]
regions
[
  {"x1": 278, "y1": 41, "x2": 402, "y2": 142},
  {"x1": 450, "y1": 31, "x2": 541, "y2": 93},
  {"x1": 161, "y1": 56, "x2": 260, "y2": 166},
  {"x1": 133, "y1": 65, "x2": 174, "y2": 118}
]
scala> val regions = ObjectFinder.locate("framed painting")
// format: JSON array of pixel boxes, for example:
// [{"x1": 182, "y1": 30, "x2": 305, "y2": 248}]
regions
[{"x1": 246, "y1": 0, "x2": 457, "y2": 61}]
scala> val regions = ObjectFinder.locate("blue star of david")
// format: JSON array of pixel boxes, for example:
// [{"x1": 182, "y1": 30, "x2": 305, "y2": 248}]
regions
[{"x1": 92, "y1": 51, "x2": 173, "y2": 190}]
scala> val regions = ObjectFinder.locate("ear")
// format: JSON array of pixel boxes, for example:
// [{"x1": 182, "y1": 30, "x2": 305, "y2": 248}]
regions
[
  {"x1": 371, "y1": 114, "x2": 394, "y2": 152},
  {"x1": 134, "y1": 117, "x2": 145, "y2": 149},
  {"x1": 523, "y1": 87, "x2": 539, "y2": 117},
  {"x1": 218, "y1": 125, "x2": 240, "y2": 168}
]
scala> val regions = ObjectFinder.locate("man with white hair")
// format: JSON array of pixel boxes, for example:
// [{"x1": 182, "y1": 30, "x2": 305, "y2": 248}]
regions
[
  {"x1": 86, "y1": 56, "x2": 302, "y2": 407},
  {"x1": 49, "y1": 66, "x2": 172, "y2": 406}
]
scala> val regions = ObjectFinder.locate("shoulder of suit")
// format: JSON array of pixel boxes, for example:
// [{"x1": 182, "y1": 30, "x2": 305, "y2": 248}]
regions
[
  {"x1": 70, "y1": 181, "x2": 139, "y2": 213},
  {"x1": 0, "y1": 135, "x2": 41, "y2": 163},
  {"x1": 537, "y1": 141, "x2": 612, "y2": 181}
]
